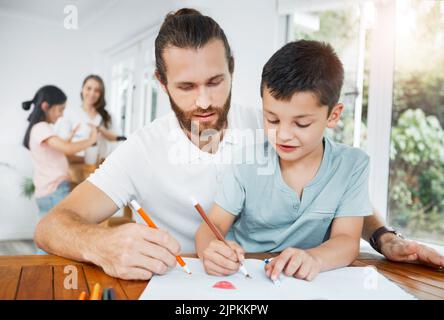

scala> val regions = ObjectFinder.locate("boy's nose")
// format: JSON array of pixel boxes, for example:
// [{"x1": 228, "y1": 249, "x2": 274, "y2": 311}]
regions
[{"x1": 277, "y1": 126, "x2": 294, "y2": 142}]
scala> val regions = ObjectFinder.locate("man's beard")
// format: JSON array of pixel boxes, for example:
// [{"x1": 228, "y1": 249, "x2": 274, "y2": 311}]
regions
[{"x1": 169, "y1": 91, "x2": 231, "y2": 134}]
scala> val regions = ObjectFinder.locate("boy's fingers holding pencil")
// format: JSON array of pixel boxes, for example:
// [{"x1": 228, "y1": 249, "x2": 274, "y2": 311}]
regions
[
  {"x1": 271, "y1": 248, "x2": 297, "y2": 280},
  {"x1": 294, "y1": 259, "x2": 311, "y2": 279},
  {"x1": 209, "y1": 240, "x2": 238, "y2": 262},
  {"x1": 227, "y1": 241, "x2": 245, "y2": 262},
  {"x1": 284, "y1": 253, "x2": 303, "y2": 276},
  {"x1": 203, "y1": 259, "x2": 238, "y2": 276},
  {"x1": 207, "y1": 251, "x2": 240, "y2": 271}
]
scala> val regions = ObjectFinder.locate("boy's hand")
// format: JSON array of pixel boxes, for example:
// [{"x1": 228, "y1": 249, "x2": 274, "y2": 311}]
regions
[
  {"x1": 201, "y1": 240, "x2": 245, "y2": 276},
  {"x1": 265, "y1": 248, "x2": 322, "y2": 281}
]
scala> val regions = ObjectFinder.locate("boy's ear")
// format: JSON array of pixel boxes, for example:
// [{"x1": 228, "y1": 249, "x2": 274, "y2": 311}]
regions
[
  {"x1": 326, "y1": 103, "x2": 344, "y2": 129},
  {"x1": 155, "y1": 70, "x2": 168, "y2": 94}
]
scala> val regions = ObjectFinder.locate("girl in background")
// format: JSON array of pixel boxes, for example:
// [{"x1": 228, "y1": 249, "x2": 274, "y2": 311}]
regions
[
  {"x1": 56, "y1": 75, "x2": 126, "y2": 164},
  {"x1": 23, "y1": 85, "x2": 97, "y2": 254}
]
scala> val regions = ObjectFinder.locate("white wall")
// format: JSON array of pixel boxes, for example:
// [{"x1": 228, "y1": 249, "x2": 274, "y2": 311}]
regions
[
  {"x1": 0, "y1": 0, "x2": 173, "y2": 240},
  {"x1": 0, "y1": 0, "x2": 283, "y2": 241},
  {"x1": 175, "y1": 0, "x2": 283, "y2": 109},
  {"x1": 0, "y1": 14, "x2": 95, "y2": 240}
]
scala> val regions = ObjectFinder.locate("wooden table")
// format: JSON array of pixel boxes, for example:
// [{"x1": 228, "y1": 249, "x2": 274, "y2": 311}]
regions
[{"x1": 1, "y1": 253, "x2": 443, "y2": 300}]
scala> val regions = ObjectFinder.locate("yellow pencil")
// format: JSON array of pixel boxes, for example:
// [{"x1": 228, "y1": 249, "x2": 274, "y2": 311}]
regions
[{"x1": 90, "y1": 283, "x2": 101, "y2": 300}]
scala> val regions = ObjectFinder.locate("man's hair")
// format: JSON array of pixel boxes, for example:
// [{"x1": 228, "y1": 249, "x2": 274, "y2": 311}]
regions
[
  {"x1": 155, "y1": 8, "x2": 234, "y2": 84},
  {"x1": 260, "y1": 40, "x2": 344, "y2": 114}
]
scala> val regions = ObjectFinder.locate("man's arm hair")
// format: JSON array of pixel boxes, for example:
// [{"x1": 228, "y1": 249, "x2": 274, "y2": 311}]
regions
[
  {"x1": 362, "y1": 209, "x2": 386, "y2": 242},
  {"x1": 34, "y1": 181, "x2": 119, "y2": 262}
]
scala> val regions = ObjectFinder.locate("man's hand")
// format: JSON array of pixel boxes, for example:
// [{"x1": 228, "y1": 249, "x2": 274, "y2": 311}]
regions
[
  {"x1": 201, "y1": 240, "x2": 245, "y2": 276},
  {"x1": 94, "y1": 223, "x2": 181, "y2": 280},
  {"x1": 265, "y1": 248, "x2": 322, "y2": 282},
  {"x1": 380, "y1": 233, "x2": 444, "y2": 268}
]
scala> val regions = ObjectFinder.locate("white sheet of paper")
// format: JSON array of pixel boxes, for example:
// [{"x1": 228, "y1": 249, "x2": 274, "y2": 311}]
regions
[{"x1": 139, "y1": 258, "x2": 415, "y2": 300}]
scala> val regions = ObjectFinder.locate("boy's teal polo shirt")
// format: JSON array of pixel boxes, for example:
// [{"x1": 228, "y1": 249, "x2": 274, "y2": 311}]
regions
[{"x1": 215, "y1": 137, "x2": 372, "y2": 252}]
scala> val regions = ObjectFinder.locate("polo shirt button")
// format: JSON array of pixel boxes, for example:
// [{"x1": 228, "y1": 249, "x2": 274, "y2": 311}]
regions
[{"x1": 293, "y1": 204, "x2": 298, "y2": 210}]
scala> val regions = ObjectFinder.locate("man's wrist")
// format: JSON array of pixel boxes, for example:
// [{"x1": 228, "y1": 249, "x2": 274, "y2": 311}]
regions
[
  {"x1": 81, "y1": 225, "x2": 107, "y2": 266},
  {"x1": 369, "y1": 226, "x2": 403, "y2": 254},
  {"x1": 378, "y1": 232, "x2": 398, "y2": 247}
]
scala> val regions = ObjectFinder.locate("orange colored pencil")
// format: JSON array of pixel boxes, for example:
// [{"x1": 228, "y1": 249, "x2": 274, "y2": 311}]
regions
[
  {"x1": 130, "y1": 199, "x2": 191, "y2": 274},
  {"x1": 78, "y1": 291, "x2": 87, "y2": 300}
]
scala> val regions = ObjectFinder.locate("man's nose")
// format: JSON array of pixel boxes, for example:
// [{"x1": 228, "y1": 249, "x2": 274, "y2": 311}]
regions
[{"x1": 195, "y1": 87, "x2": 211, "y2": 109}]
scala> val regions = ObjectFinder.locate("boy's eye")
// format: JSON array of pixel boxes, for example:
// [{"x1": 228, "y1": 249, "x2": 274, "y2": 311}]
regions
[
  {"x1": 267, "y1": 119, "x2": 279, "y2": 124},
  {"x1": 296, "y1": 123, "x2": 311, "y2": 128}
]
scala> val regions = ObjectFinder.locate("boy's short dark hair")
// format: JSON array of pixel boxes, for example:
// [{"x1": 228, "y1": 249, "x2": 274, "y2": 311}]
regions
[{"x1": 260, "y1": 40, "x2": 344, "y2": 114}]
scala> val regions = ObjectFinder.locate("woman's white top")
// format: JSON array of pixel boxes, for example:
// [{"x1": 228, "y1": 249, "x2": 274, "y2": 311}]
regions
[{"x1": 55, "y1": 107, "x2": 118, "y2": 160}]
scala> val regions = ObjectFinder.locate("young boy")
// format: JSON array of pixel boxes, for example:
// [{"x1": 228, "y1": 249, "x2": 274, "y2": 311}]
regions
[{"x1": 195, "y1": 40, "x2": 372, "y2": 282}]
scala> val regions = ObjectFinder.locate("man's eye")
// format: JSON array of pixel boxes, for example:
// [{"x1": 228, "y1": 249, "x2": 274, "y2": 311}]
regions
[
  {"x1": 179, "y1": 86, "x2": 193, "y2": 91},
  {"x1": 296, "y1": 123, "x2": 311, "y2": 128},
  {"x1": 208, "y1": 80, "x2": 222, "y2": 87},
  {"x1": 267, "y1": 119, "x2": 279, "y2": 124}
]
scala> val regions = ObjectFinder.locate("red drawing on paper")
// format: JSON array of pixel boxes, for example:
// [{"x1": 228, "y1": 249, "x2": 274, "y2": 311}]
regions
[{"x1": 213, "y1": 281, "x2": 236, "y2": 290}]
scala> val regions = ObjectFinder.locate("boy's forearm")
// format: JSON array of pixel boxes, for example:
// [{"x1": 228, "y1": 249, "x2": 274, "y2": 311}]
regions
[
  {"x1": 195, "y1": 225, "x2": 218, "y2": 258},
  {"x1": 306, "y1": 235, "x2": 360, "y2": 272}
]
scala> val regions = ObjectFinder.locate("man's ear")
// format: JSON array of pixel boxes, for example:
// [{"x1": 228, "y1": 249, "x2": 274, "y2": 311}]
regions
[
  {"x1": 326, "y1": 103, "x2": 344, "y2": 129},
  {"x1": 155, "y1": 70, "x2": 168, "y2": 94},
  {"x1": 228, "y1": 56, "x2": 235, "y2": 74}
]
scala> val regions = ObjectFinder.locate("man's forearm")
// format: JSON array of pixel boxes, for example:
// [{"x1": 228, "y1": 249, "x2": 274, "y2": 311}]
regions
[
  {"x1": 34, "y1": 208, "x2": 107, "y2": 264},
  {"x1": 362, "y1": 211, "x2": 386, "y2": 242}
]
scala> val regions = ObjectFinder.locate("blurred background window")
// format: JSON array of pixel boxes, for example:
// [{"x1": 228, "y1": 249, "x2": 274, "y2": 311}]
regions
[{"x1": 388, "y1": 0, "x2": 444, "y2": 245}]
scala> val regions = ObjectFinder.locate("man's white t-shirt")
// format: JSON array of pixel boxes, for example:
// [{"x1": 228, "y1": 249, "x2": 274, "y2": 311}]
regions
[{"x1": 88, "y1": 104, "x2": 263, "y2": 252}]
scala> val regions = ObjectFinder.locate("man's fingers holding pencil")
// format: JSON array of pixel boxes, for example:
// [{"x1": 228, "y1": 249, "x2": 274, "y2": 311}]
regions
[
  {"x1": 139, "y1": 226, "x2": 181, "y2": 256},
  {"x1": 116, "y1": 267, "x2": 153, "y2": 281},
  {"x1": 137, "y1": 240, "x2": 177, "y2": 268},
  {"x1": 131, "y1": 254, "x2": 170, "y2": 275},
  {"x1": 95, "y1": 223, "x2": 182, "y2": 280}
]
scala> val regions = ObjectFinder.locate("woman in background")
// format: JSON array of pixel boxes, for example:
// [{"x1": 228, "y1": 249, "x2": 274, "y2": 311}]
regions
[
  {"x1": 56, "y1": 75, "x2": 126, "y2": 164},
  {"x1": 23, "y1": 85, "x2": 97, "y2": 254}
]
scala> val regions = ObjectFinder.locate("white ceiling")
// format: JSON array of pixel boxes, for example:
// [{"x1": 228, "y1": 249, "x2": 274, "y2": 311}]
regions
[
  {"x1": 0, "y1": 0, "x2": 174, "y2": 51},
  {"x1": 0, "y1": 0, "x2": 120, "y2": 28}
]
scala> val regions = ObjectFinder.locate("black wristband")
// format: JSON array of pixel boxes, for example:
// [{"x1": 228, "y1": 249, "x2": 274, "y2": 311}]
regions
[
  {"x1": 369, "y1": 226, "x2": 402, "y2": 254},
  {"x1": 116, "y1": 136, "x2": 127, "y2": 141}
]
